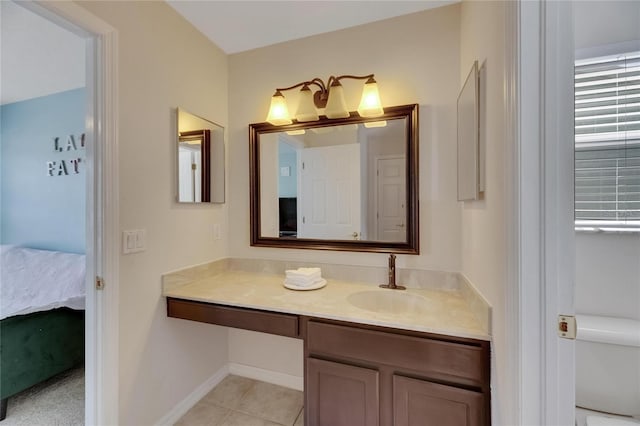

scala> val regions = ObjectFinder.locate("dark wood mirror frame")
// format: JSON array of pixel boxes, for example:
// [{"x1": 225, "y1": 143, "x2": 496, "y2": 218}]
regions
[{"x1": 249, "y1": 103, "x2": 419, "y2": 254}]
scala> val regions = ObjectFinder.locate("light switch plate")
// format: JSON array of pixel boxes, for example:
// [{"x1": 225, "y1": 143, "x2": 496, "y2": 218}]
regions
[
  {"x1": 135, "y1": 229, "x2": 146, "y2": 249},
  {"x1": 122, "y1": 229, "x2": 146, "y2": 254}
]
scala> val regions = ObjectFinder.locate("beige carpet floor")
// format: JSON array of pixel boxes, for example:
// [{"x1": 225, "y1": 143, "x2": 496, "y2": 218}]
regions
[{"x1": 2, "y1": 366, "x2": 84, "y2": 426}]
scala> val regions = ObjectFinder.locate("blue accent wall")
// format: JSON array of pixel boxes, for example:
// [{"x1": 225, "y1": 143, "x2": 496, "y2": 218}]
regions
[
  {"x1": 1, "y1": 88, "x2": 86, "y2": 253},
  {"x1": 278, "y1": 141, "x2": 298, "y2": 198}
]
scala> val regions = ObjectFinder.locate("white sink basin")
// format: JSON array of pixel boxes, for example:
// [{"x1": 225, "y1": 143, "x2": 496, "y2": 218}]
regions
[{"x1": 347, "y1": 290, "x2": 432, "y2": 315}]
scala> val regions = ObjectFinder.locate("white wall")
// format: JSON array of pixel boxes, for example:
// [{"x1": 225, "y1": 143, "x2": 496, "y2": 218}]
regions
[
  {"x1": 574, "y1": 0, "x2": 640, "y2": 51},
  {"x1": 575, "y1": 233, "x2": 640, "y2": 320},
  {"x1": 459, "y1": 1, "x2": 506, "y2": 424},
  {"x1": 227, "y1": 4, "x2": 462, "y2": 380},
  {"x1": 76, "y1": 2, "x2": 229, "y2": 424},
  {"x1": 573, "y1": 1, "x2": 640, "y2": 322}
]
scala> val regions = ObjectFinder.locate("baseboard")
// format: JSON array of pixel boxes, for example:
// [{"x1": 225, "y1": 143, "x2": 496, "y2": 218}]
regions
[
  {"x1": 155, "y1": 365, "x2": 229, "y2": 426},
  {"x1": 228, "y1": 362, "x2": 303, "y2": 391}
]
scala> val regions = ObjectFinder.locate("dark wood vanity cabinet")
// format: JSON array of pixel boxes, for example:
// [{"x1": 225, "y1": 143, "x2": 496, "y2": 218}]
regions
[
  {"x1": 303, "y1": 319, "x2": 490, "y2": 426},
  {"x1": 166, "y1": 298, "x2": 490, "y2": 426},
  {"x1": 393, "y1": 375, "x2": 485, "y2": 426},
  {"x1": 307, "y1": 357, "x2": 380, "y2": 426}
]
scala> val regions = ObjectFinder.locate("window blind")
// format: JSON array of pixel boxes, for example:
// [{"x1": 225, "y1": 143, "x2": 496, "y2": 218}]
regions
[{"x1": 574, "y1": 52, "x2": 640, "y2": 225}]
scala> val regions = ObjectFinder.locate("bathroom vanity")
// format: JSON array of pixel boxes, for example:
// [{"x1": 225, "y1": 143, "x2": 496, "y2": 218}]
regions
[{"x1": 163, "y1": 260, "x2": 491, "y2": 426}]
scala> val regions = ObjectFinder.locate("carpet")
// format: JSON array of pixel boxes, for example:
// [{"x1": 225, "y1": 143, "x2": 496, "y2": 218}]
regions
[{"x1": 2, "y1": 366, "x2": 84, "y2": 425}]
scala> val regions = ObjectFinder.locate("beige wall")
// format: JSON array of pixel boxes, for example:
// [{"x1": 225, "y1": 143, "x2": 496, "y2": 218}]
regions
[
  {"x1": 227, "y1": 3, "x2": 463, "y2": 382},
  {"x1": 229, "y1": 4, "x2": 462, "y2": 269},
  {"x1": 76, "y1": 2, "x2": 230, "y2": 424},
  {"x1": 459, "y1": 0, "x2": 506, "y2": 424},
  {"x1": 72, "y1": 2, "x2": 513, "y2": 423}
]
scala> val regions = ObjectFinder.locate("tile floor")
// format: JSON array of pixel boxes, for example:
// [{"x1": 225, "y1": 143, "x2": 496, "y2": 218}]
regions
[{"x1": 175, "y1": 375, "x2": 304, "y2": 426}]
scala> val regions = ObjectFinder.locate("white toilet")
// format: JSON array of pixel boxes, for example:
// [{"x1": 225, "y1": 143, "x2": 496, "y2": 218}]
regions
[{"x1": 575, "y1": 314, "x2": 640, "y2": 426}]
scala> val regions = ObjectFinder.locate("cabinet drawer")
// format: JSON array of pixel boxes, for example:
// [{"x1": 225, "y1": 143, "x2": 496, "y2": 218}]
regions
[
  {"x1": 307, "y1": 321, "x2": 486, "y2": 387},
  {"x1": 167, "y1": 298, "x2": 299, "y2": 338}
]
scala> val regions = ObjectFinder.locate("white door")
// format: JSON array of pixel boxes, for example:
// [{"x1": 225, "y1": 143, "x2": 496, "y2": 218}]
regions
[
  {"x1": 178, "y1": 148, "x2": 201, "y2": 202},
  {"x1": 376, "y1": 157, "x2": 406, "y2": 241},
  {"x1": 299, "y1": 144, "x2": 361, "y2": 240}
]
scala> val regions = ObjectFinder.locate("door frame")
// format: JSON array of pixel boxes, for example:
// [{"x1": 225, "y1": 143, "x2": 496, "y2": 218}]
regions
[
  {"x1": 18, "y1": 2, "x2": 120, "y2": 424},
  {"x1": 506, "y1": 1, "x2": 575, "y2": 424}
]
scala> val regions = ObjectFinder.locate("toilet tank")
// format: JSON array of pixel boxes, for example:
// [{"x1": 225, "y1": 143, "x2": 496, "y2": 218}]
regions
[{"x1": 575, "y1": 314, "x2": 640, "y2": 417}]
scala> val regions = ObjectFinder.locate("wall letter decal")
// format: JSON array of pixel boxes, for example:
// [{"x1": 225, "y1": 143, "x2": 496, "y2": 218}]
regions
[
  {"x1": 57, "y1": 161, "x2": 68, "y2": 176},
  {"x1": 47, "y1": 161, "x2": 57, "y2": 176},
  {"x1": 69, "y1": 158, "x2": 82, "y2": 174},
  {"x1": 65, "y1": 135, "x2": 77, "y2": 151},
  {"x1": 48, "y1": 133, "x2": 85, "y2": 177}
]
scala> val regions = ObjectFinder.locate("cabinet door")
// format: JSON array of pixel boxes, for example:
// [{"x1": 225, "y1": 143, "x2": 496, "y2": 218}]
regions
[
  {"x1": 393, "y1": 375, "x2": 484, "y2": 426},
  {"x1": 306, "y1": 357, "x2": 379, "y2": 426}
]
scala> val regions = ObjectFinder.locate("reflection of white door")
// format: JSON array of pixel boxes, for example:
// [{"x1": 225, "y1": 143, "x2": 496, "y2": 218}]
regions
[
  {"x1": 178, "y1": 147, "x2": 201, "y2": 202},
  {"x1": 299, "y1": 144, "x2": 361, "y2": 239},
  {"x1": 376, "y1": 157, "x2": 406, "y2": 241}
]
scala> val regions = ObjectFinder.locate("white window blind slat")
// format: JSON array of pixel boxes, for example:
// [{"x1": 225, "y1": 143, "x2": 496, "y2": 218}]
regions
[{"x1": 575, "y1": 51, "x2": 640, "y2": 227}]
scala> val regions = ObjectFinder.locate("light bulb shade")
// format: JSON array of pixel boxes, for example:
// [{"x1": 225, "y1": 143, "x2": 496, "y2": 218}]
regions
[
  {"x1": 325, "y1": 83, "x2": 350, "y2": 119},
  {"x1": 286, "y1": 129, "x2": 306, "y2": 136},
  {"x1": 266, "y1": 91, "x2": 292, "y2": 125},
  {"x1": 295, "y1": 86, "x2": 319, "y2": 122},
  {"x1": 357, "y1": 80, "x2": 384, "y2": 117},
  {"x1": 364, "y1": 120, "x2": 387, "y2": 128}
]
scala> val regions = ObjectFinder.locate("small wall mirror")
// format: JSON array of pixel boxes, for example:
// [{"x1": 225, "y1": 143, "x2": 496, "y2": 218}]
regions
[
  {"x1": 249, "y1": 104, "x2": 419, "y2": 254},
  {"x1": 177, "y1": 108, "x2": 225, "y2": 203},
  {"x1": 457, "y1": 61, "x2": 481, "y2": 201}
]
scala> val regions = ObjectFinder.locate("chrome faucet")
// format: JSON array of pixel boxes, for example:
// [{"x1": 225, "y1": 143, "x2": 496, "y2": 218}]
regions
[{"x1": 380, "y1": 254, "x2": 406, "y2": 290}]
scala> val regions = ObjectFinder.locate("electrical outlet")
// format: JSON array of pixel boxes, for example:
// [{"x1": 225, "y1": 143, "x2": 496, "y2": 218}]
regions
[{"x1": 213, "y1": 223, "x2": 221, "y2": 240}]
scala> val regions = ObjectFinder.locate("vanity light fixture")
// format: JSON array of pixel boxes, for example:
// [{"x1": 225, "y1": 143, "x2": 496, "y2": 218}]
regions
[{"x1": 265, "y1": 74, "x2": 384, "y2": 125}]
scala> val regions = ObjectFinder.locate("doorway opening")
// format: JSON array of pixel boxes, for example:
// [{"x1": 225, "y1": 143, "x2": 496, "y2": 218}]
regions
[
  {"x1": 1, "y1": 2, "x2": 86, "y2": 422},
  {"x1": 1, "y1": 1, "x2": 119, "y2": 424},
  {"x1": 572, "y1": 2, "x2": 640, "y2": 425}
]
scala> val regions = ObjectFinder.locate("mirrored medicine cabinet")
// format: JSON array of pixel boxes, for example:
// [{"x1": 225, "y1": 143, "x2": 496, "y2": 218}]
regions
[{"x1": 176, "y1": 108, "x2": 225, "y2": 203}]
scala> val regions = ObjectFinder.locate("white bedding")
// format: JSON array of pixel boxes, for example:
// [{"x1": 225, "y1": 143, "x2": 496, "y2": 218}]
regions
[{"x1": 0, "y1": 245, "x2": 86, "y2": 320}]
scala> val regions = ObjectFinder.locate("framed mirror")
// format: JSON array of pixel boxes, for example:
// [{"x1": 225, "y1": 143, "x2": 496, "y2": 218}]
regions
[
  {"x1": 177, "y1": 108, "x2": 225, "y2": 203},
  {"x1": 249, "y1": 104, "x2": 419, "y2": 253}
]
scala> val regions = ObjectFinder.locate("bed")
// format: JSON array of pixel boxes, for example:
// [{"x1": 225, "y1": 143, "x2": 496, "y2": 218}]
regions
[{"x1": 0, "y1": 245, "x2": 86, "y2": 421}]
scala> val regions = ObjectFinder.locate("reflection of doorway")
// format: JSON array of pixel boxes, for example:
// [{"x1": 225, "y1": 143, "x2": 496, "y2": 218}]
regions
[
  {"x1": 375, "y1": 156, "x2": 406, "y2": 241},
  {"x1": 299, "y1": 144, "x2": 361, "y2": 239},
  {"x1": 178, "y1": 129, "x2": 210, "y2": 202},
  {"x1": 178, "y1": 146, "x2": 202, "y2": 202}
]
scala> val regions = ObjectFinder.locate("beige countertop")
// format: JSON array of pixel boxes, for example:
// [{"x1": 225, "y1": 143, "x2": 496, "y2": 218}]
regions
[{"x1": 162, "y1": 263, "x2": 490, "y2": 341}]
